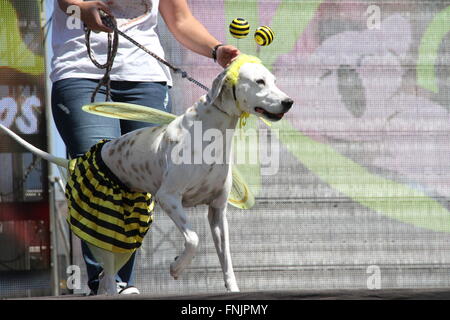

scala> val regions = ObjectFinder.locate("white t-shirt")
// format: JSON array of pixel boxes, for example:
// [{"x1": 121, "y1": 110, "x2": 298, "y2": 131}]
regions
[{"x1": 50, "y1": 0, "x2": 172, "y2": 85}]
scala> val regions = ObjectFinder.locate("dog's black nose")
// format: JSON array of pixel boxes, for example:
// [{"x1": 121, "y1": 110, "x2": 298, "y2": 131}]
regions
[{"x1": 282, "y1": 98, "x2": 294, "y2": 111}]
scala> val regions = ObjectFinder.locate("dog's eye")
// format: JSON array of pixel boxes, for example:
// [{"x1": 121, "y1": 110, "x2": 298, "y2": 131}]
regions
[{"x1": 256, "y1": 79, "x2": 266, "y2": 86}]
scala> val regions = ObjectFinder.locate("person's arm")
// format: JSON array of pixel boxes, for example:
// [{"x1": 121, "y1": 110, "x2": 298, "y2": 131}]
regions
[
  {"x1": 159, "y1": 0, "x2": 239, "y2": 68},
  {"x1": 57, "y1": 0, "x2": 113, "y2": 33}
]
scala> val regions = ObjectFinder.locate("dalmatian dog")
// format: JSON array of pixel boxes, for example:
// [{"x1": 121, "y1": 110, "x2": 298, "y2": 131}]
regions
[{"x1": 0, "y1": 54, "x2": 293, "y2": 295}]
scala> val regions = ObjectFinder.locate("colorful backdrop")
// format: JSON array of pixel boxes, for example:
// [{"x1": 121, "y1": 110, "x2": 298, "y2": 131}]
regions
[
  {"x1": 129, "y1": 0, "x2": 450, "y2": 293},
  {"x1": 0, "y1": 0, "x2": 51, "y2": 297}
]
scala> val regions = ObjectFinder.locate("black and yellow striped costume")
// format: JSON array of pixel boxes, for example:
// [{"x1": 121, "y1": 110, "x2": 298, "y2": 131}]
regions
[{"x1": 65, "y1": 140, "x2": 154, "y2": 253}]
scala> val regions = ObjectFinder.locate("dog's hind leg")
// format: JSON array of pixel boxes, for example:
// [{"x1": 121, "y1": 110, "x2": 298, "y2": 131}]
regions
[
  {"x1": 208, "y1": 206, "x2": 239, "y2": 292},
  {"x1": 155, "y1": 190, "x2": 199, "y2": 280},
  {"x1": 87, "y1": 244, "x2": 133, "y2": 295}
]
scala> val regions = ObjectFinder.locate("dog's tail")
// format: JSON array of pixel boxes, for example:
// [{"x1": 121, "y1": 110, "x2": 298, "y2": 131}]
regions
[{"x1": 0, "y1": 124, "x2": 69, "y2": 169}]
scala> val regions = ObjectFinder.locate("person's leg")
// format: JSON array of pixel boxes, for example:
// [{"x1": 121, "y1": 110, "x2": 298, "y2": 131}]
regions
[
  {"x1": 51, "y1": 78, "x2": 121, "y2": 157},
  {"x1": 51, "y1": 78, "x2": 122, "y2": 294},
  {"x1": 80, "y1": 241, "x2": 102, "y2": 294},
  {"x1": 116, "y1": 250, "x2": 137, "y2": 289}
]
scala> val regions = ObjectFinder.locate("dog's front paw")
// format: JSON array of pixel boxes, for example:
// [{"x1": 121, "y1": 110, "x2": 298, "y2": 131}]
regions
[
  {"x1": 225, "y1": 280, "x2": 240, "y2": 292},
  {"x1": 226, "y1": 284, "x2": 240, "y2": 292},
  {"x1": 170, "y1": 258, "x2": 181, "y2": 280},
  {"x1": 170, "y1": 266, "x2": 180, "y2": 280}
]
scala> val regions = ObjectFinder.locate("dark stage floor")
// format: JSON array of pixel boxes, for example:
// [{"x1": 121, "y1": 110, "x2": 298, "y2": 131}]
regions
[{"x1": 12, "y1": 288, "x2": 450, "y2": 300}]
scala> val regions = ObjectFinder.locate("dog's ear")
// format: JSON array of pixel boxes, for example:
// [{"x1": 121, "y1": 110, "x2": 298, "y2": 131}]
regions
[
  {"x1": 207, "y1": 69, "x2": 228, "y2": 105},
  {"x1": 207, "y1": 68, "x2": 239, "y2": 116}
]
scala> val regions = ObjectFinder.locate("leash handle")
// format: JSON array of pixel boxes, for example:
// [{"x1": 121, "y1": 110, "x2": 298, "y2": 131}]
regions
[
  {"x1": 85, "y1": 12, "x2": 119, "y2": 102},
  {"x1": 99, "y1": 10, "x2": 116, "y2": 29}
]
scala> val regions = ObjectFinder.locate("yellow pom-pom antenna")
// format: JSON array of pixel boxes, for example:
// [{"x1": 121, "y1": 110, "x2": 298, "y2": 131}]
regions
[
  {"x1": 254, "y1": 26, "x2": 274, "y2": 46},
  {"x1": 229, "y1": 18, "x2": 250, "y2": 39}
]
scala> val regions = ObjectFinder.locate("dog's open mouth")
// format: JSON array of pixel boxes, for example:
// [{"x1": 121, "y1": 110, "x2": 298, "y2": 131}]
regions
[{"x1": 254, "y1": 107, "x2": 285, "y2": 121}]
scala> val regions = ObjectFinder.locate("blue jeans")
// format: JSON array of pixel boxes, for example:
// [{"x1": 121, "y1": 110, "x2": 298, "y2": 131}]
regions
[{"x1": 51, "y1": 78, "x2": 171, "y2": 294}]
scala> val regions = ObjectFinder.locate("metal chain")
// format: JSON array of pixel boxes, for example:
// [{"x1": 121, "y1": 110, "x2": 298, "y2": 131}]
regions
[{"x1": 85, "y1": 10, "x2": 209, "y2": 103}]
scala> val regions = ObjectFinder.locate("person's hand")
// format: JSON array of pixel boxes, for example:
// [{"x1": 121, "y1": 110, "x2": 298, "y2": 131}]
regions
[
  {"x1": 77, "y1": 1, "x2": 114, "y2": 33},
  {"x1": 216, "y1": 45, "x2": 240, "y2": 68}
]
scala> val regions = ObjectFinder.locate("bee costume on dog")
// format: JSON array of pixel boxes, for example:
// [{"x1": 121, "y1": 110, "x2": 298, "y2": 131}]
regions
[{"x1": 65, "y1": 140, "x2": 155, "y2": 253}]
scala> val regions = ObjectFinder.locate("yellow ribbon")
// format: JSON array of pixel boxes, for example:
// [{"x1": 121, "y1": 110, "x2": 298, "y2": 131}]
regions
[
  {"x1": 237, "y1": 111, "x2": 272, "y2": 140},
  {"x1": 238, "y1": 111, "x2": 250, "y2": 129},
  {"x1": 258, "y1": 117, "x2": 272, "y2": 127},
  {"x1": 238, "y1": 112, "x2": 272, "y2": 130},
  {"x1": 237, "y1": 101, "x2": 272, "y2": 130}
]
